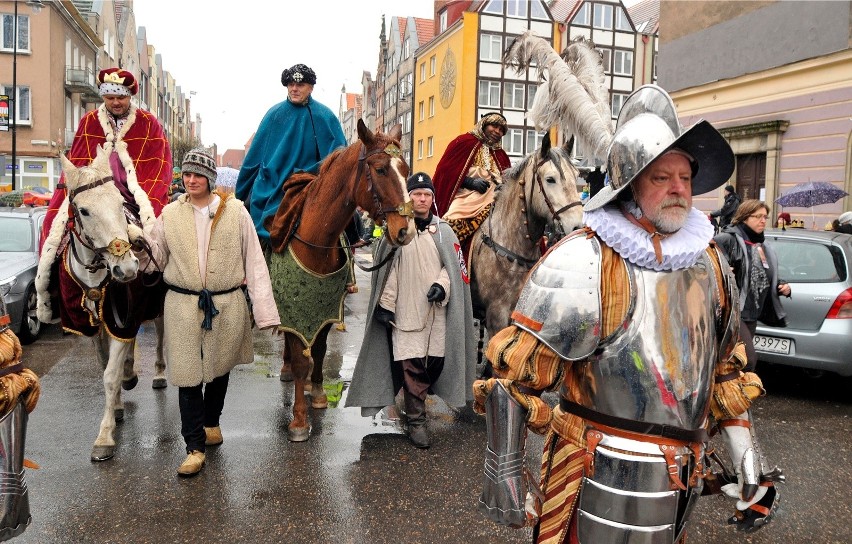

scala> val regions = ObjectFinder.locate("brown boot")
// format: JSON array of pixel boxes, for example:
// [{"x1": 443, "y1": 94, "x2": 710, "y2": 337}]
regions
[
  {"x1": 404, "y1": 391, "x2": 430, "y2": 449},
  {"x1": 177, "y1": 450, "x2": 205, "y2": 477},
  {"x1": 204, "y1": 426, "x2": 223, "y2": 446}
]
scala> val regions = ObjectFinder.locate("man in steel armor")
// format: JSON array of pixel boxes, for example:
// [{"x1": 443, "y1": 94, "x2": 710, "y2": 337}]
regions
[{"x1": 473, "y1": 85, "x2": 783, "y2": 543}]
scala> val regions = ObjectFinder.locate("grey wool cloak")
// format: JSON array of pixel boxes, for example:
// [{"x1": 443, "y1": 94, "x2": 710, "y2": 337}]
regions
[{"x1": 345, "y1": 218, "x2": 477, "y2": 416}]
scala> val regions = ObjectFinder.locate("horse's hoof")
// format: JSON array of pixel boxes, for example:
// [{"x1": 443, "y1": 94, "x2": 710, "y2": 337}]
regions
[
  {"x1": 280, "y1": 368, "x2": 294, "y2": 382},
  {"x1": 311, "y1": 394, "x2": 328, "y2": 409},
  {"x1": 288, "y1": 426, "x2": 310, "y2": 442},
  {"x1": 121, "y1": 374, "x2": 139, "y2": 391},
  {"x1": 114, "y1": 408, "x2": 124, "y2": 422},
  {"x1": 152, "y1": 377, "x2": 167, "y2": 389},
  {"x1": 91, "y1": 445, "x2": 115, "y2": 462}
]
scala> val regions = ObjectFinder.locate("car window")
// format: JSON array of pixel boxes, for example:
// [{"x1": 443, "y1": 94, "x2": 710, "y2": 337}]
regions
[
  {"x1": 0, "y1": 217, "x2": 34, "y2": 252},
  {"x1": 773, "y1": 239, "x2": 842, "y2": 282}
]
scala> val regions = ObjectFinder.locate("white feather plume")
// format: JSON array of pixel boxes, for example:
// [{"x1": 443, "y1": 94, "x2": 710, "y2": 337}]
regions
[{"x1": 504, "y1": 32, "x2": 613, "y2": 161}]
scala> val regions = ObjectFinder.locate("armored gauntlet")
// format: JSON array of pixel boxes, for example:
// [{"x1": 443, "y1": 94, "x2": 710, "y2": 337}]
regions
[{"x1": 478, "y1": 381, "x2": 541, "y2": 528}]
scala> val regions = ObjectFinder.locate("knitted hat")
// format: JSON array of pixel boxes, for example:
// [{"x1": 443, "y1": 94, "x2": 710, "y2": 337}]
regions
[
  {"x1": 97, "y1": 67, "x2": 138, "y2": 96},
  {"x1": 182, "y1": 148, "x2": 217, "y2": 191},
  {"x1": 281, "y1": 64, "x2": 317, "y2": 86},
  {"x1": 407, "y1": 172, "x2": 434, "y2": 194},
  {"x1": 839, "y1": 211, "x2": 852, "y2": 225}
]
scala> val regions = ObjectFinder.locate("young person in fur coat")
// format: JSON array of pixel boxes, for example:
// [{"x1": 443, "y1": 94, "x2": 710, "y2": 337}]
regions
[
  {"x1": 138, "y1": 149, "x2": 280, "y2": 476},
  {"x1": 346, "y1": 172, "x2": 477, "y2": 449}
]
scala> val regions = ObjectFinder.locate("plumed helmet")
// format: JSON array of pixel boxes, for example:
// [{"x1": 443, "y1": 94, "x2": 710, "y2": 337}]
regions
[
  {"x1": 97, "y1": 67, "x2": 139, "y2": 96},
  {"x1": 584, "y1": 84, "x2": 734, "y2": 211},
  {"x1": 281, "y1": 64, "x2": 317, "y2": 86},
  {"x1": 181, "y1": 147, "x2": 218, "y2": 191}
]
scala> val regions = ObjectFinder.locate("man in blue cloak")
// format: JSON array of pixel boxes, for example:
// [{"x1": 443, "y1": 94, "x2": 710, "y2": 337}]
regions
[{"x1": 236, "y1": 63, "x2": 347, "y2": 242}]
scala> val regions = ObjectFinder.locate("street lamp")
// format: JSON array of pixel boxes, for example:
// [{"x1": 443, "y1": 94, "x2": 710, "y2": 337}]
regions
[{"x1": 10, "y1": 0, "x2": 45, "y2": 191}]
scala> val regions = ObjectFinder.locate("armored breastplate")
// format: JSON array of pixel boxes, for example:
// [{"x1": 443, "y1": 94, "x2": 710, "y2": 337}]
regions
[{"x1": 587, "y1": 252, "x2": 722, "y2": 429}]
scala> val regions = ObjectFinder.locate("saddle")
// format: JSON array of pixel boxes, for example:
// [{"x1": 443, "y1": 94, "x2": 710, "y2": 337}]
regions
[{"x1": 265, "y1": 173, "x2": 315, "y2": 254}]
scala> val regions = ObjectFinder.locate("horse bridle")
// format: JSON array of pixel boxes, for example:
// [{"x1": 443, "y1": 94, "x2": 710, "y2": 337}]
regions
[
  {"x1": 527, "y1": 154, "x2": 582, "y2": 231},
  {"x1": 354, "y1": 143, "x2": 414, "y2": 223},
  {"x1": 67, "y1": 175, "x2": 134, "y2": 273},
  {"x1": 481, "y1": 152, "x2": 582, "y2": 269}
]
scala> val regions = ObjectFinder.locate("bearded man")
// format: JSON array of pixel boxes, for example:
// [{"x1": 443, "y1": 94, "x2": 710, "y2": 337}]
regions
[
  {"x1": 474, "y1": 85, "x2": 782, "y2": 543},
  {"x1": 41, "y1": 68, "x2": 171, "y2": 246},
  {"x1": 432, "y1": 112, "x2": 512, "y2": 255}
]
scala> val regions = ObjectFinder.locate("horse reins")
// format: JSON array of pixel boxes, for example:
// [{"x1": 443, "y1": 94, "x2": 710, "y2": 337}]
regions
[{"x1": 481, "y1": 152, "x2": 581, "y2": 269}]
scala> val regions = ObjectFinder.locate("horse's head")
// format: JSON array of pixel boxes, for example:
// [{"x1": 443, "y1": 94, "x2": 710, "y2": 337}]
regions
[
  {"x1": 517, "y1": 133, "x2": 584, "y2": 239},
  {"x1": 352, "y1": 119, "x2": 415, "y2": 247},
  {"x1": 62, "y1": 146, "x2": 139, "y2": 282}
]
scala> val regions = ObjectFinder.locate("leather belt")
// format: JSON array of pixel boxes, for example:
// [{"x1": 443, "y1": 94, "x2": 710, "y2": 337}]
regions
[{"x1": 560, "y1": 398, "x2": 709, "y2": 444}]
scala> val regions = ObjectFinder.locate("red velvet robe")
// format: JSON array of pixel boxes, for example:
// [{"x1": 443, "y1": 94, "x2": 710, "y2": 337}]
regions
[
  {"x1": 432, "y1": 133, "x2": 511, "y2": 217},
  {"x1": 41, "y1": 105, "x2": 172, "y2": 249}
]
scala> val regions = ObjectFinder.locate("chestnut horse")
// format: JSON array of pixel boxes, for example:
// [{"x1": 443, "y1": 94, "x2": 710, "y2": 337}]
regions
[{"x1": 270, "y1": 120, "x2": 414, "y2": 442}]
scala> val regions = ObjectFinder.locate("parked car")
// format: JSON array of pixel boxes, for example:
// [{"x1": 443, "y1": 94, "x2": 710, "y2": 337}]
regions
[
  {"x1": 754, "y1": 229, "x2": 852, "y2": 377},
  {"x1": 0, "y1": 206, "x2": 47, "y2": 344}
]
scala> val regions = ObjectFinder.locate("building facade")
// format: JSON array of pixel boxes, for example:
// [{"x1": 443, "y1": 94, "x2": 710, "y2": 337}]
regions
[
  {"x1": 658, "y1": 0, "x2": 852, "y2": 226},
  {"x1": 0, "y1": 0, "x2": 195, "y2": 192}
]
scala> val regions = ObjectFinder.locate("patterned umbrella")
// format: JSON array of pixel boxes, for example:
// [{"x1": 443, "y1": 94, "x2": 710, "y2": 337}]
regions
[
  {"x1": 775, "y1": 181, "x2": 848, "y2": 229},
  {"x1": 775, "y1": 181, "x2": 848, "y2": 208}
]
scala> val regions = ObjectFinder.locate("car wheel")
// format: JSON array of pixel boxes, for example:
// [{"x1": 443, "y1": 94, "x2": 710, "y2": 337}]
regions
[{"x1": 17, "y1": 284, "x2": 42, "y2": 345}]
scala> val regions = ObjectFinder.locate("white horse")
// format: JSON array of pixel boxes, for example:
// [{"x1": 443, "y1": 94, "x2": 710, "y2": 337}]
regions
[{"x1": 36, "y1": 146, "x2": 154, "y2": 461}]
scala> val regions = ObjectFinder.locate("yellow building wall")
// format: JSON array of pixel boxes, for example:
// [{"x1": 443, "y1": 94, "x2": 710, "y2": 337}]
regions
[{"x1": 412, "y1": 12, "x2": 479, "y2": 176}]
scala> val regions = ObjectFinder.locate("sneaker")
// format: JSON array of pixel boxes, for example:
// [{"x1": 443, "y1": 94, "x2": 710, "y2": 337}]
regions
[
  {"x1": 177, "y1": 450, "x2": 205, "y2": 477},
  {"x1": 204, "y1": 426, "x2": 223, "y2": 446}
]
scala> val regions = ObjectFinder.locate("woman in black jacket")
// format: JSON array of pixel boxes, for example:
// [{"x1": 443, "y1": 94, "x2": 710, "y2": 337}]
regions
[{"x1": 714, "y1": 199, "x2": 791, "y2": 371}]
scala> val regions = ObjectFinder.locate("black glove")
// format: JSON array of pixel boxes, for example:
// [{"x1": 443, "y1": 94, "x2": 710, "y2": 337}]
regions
[
  {"x1": 374, "y1": 306, "x2": 394, "y2": 327},
  {"x1": 462, "y1": 176, "x2": 490, "y2": 194},
  {"x1": 426, "y1": 283, "x2": 446, "y2": 303}
]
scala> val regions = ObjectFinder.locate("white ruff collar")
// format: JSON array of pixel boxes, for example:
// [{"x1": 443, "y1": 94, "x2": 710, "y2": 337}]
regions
[{"x1": 583, "y1": 205, "x2": 714, "y2": 271}]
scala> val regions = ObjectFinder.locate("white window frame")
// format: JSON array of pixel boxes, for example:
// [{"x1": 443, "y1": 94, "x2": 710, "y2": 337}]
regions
[
  {"x1": 593, "y1": 4, "x2": 613, "y2": 30},
  {"x1": 527, "y1": 84, "x2": 538, "y2": 109},
  {"x1": 403, "y1": 38, "x2": 411, "y2": 60},
  {"x1": 1, "y1": 14, "x2": 30, "y2": 52},
  {"x1": 439, "y1": 10, "x2": 448, "y2": 32},
  {"x1": 503, "y1": 82, "x2": 525, "y2": 110},
  {"x1": 427, "y1": 136, "x2": 434, "y2": 157},
  {"x1": 615, "y1": 8, "x2": 632, "y2": 31},
  {"x1": 418, "y1": 101, "x2": 425, "y2": 121},
  {"x1": 506, "y1": 0, "x2": 528, "y2": 18},
  {"x1": 526, "y1": 130, "x2": 544, "y2": 154},
  {"x1": 530, "y1": 0, "x2": 549, "y2": 20},
  {"x1": 611, "y1": 92, "x2": 629, "y2": 119},
  {"x1": 573, "y1": 3, "x2": 590, "y2": 26},
  {"x1": 1, "y1": 85, "x2": 31, "y2": 125},
  {"x1": 430, "y1": 55, "x2": 436, "y2": 76},
  {"x1": 479, "y1": 34, "x2": 502, "y2": 62},
  {"x1": 483, "y1": 0, "x2": 502, "y2": 15},
  {"x1": 403, "y1": 112, "x2": 412, "y2": 134},
  {"x1": 417, "y1": 139, "x2": 424, "y2": 159},
  {"x1": 428, "y1": 96, "x2": 435, "y2": 117},
  {"x1": 420, "y1": 63, "x2": 426, "y2": 82},
  {"x1": 597, "y1": 47, "x2": 612, "y2": 73},
  {"x1": 613, "y1": 50, "x2": 634, "y2": 76},
  {"x1": 503, "y1": 128, "x2": 524, "y2": 155},
  {"x1": 478, "y1": 80, "x2": 501, "y2": 108}
]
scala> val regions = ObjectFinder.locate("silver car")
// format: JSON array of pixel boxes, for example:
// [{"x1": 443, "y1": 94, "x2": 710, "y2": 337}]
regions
[
  {"x1": 0, "y1": 206, "x2": 47, "y2": 344},
  {"x1": 754, "y1": 229, "x2": 852, "y2": 377}
]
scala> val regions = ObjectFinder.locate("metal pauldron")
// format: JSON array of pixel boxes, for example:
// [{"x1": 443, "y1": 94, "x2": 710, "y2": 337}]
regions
[
  {"x1": 511, "y1": 233, "x2": 602, "y2": 360},
  {"x1": 478, "y1": 381, "x2": 540, "y2": 528}
]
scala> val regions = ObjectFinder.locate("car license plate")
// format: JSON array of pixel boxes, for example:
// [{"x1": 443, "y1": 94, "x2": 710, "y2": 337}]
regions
[{"x1": 753, "y1": 335, "x2": 791, "y2": 354}]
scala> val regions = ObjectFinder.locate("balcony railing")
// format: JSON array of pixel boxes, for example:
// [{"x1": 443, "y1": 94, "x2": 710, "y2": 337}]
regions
[{"x1": 65, "y1": 67, "x2": 98, "y2": 97}]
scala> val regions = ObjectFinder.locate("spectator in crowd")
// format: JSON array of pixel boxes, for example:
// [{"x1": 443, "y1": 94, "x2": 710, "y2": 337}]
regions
[
  {"x1": 710, "y1": 184, "x2": 741, "y2": 231},
  {"x1": 832, "y1": 211, "x2": 852, "y2": 234}
]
